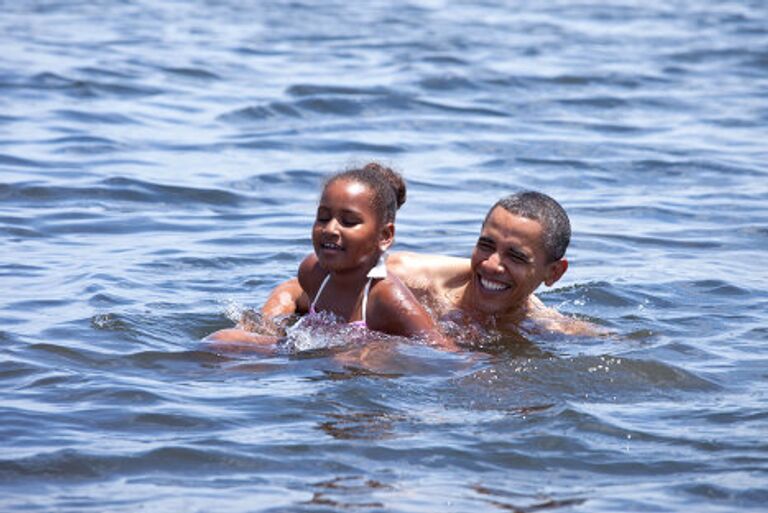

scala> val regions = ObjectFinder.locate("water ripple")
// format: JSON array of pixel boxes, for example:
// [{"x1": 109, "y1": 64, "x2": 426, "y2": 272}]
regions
[{"x1": 2, "y1": 1, "x2": 767, "y2": 511}]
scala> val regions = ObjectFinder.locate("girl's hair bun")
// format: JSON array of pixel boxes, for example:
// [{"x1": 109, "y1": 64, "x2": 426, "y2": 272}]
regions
[
  {"x1": 325, "y1": 161, "x2": 407, "y2": 223},
  {"x1": 361, "y1": 162, "x2": 406, "y2": 210}
]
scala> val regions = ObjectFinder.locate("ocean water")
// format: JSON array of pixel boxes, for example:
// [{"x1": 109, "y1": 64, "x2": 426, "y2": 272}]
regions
[{"x1": 1, "y1": 1, "x2": 767, "y2": 511}]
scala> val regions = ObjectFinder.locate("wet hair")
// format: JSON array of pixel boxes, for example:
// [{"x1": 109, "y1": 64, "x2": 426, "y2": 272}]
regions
[
  {"x1": 325, "y1": 162, "x2": 406, "y2": 224},
  {"x1": 485, "y1": 191, "x2": 571, "y2": 262}
]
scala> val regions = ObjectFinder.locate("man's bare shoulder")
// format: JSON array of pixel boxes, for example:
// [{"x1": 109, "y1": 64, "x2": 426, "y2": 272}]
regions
[{"x1": 388, "y1": 251, "x2": 470, "y2": 288}]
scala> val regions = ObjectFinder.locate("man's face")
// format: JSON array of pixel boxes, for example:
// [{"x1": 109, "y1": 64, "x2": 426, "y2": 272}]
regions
[{"x1": 469, "y1": 207, "x2": 566, "y2": 315}]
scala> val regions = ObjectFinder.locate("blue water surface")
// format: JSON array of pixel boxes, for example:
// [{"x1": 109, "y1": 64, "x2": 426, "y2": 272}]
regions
[{"x1": 1, "y1": 1, "x2": 767, "y2": 512}]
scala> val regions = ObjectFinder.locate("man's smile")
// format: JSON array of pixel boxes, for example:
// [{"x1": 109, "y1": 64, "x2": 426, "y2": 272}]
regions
[{"x1": 477, "y1": 274, "x2": 512, "y2": 293}]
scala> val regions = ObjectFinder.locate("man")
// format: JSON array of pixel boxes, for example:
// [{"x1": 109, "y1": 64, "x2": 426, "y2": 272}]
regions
[{"x1": 254, "y1": 191, "x2": 595, "y2": 339}]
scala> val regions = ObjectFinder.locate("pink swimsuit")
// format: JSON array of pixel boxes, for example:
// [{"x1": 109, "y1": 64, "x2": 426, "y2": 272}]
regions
[{"x1": 309, "y1": 274, "x2": 372, "y2": 328}]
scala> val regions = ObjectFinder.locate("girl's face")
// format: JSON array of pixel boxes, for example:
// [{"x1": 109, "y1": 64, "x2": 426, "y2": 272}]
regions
[{"x1": 312, "y1": 179, "x2": 393, "y2": 274}]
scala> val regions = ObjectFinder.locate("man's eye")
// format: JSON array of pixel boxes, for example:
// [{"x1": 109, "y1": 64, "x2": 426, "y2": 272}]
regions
[
  {"x1": 508, "y1": 253, "x2": 529, "y2": 264},
  {"x1": 476, "y1": 240, "x2": 493, "y2": 251}
]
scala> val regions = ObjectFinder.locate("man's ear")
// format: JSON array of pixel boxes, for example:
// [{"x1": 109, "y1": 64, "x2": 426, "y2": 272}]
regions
[
  {"x1": 544, "y1": 258, "x2": 568, "y2": 286},
  {"x1": 379, "y1": 222, "x2": 395, "y2": 252}
]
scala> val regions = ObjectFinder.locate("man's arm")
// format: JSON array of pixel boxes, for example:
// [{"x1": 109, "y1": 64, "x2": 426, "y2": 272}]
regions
[
  {"x1": 387, "y1": 251, "x2": 470, "y2": 292},
  {"x1": 526, "y1": 295, "x2": 607, "y2": 336}
]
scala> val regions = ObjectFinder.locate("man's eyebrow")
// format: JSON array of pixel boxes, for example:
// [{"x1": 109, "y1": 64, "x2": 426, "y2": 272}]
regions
[
  {"x1": 506, "y1": 247, "x2": 531, "y2": 261},
  {"x1": 477, "y1": 236, "x2": 494, "y2": 244}
]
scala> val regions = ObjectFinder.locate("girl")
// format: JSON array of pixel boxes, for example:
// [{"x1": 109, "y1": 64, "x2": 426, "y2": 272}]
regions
[{"x1": 208, "y1": 163, "x2": 454, "y2": 350}]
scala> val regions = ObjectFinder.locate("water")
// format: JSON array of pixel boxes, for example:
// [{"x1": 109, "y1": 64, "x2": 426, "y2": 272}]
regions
[{"x1": 2, "y1": 1, "x2": 767, "y2": 511}]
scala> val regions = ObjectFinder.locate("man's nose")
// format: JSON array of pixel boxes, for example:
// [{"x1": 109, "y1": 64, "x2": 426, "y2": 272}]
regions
[{"x1": 484, "y1": 252, "x2": 504, "y2": 271}]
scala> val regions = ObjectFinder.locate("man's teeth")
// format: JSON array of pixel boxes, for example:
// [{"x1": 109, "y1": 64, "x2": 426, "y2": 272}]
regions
[{"x1": 480, "y1": 277, "x2": 509, "y2": 291}]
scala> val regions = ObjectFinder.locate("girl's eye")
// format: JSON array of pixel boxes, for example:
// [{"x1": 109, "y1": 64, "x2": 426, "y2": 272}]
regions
[{"x1": 341, "y1": 217, "x2": 361, "y2": 227}]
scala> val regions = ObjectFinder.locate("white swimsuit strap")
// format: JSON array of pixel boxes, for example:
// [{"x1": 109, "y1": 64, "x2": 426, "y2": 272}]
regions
[
  {"x1": 360, "y1": 277, "x2": 373, "y2": 324},
  {"x1": 311, "y1": 274, "x2": 332, "y2": 311},
  {"x1": 312, "y1": 274, "x2": 373, "y2": 324}
]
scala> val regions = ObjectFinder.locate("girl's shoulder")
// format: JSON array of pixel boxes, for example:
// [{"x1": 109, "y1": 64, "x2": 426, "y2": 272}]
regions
[
  {"x1": 297, "y1": 253, "x2": 326, "y2": 298},
  {"x1": 366, "y1": 273, "x2": 435, "y2": 336},
  {"x1": 368, "y1": 272, "x2": 410, "y2": 304}
]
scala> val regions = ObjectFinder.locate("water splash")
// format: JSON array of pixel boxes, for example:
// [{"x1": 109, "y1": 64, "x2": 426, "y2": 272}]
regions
[{"x1": 283, "y1": 311, "x2": 366, "y2": 353}]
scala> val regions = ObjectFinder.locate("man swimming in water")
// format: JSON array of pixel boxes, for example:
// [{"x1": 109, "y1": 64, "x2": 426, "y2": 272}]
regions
[{"x1": 255, "y1": 190, "x2": 595, "y2": 340}]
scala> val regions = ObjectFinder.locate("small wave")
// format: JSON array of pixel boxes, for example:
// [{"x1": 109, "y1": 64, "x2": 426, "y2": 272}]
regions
[
  {"x1": 24, "y1": 72, "x2": 162, "y2": 98},
  {"x1": 548, "y1": 72, "x2": 667, "y2": 88},
  {"x1": 0, "y1": 153, "x2": 68, "y2": 169},
  {"x1": 558, "y1": 96, "x2": 629, "y2": 109},
  {"x1": 75, "y1": 386, "x2": 167, "y2": 406},
  {"x1": 305, "y1": 139, "x2": 406, "y2": 154},
  {"x1": 125, "y1": 349, "x2": 226, "y2": 369},
  {"x1": 675, "y1": 481, "x2": 768, "y2": 509},
  {"x1": 417, "y1": 74, "x2": 478, "y2": 91},
  {"x1": 516, "y1": 157, "x2": 591, "y2": 170},
  {"x1": 675, "y1": 279, "x2": 751, "y2": 297},
  {"x1": 601, "y1": 232, "x2": 722, "y2": 250},
  {"x1": 87, "y1": 293, "x2": 133, "y2": 308},
  {"x1": 234, "y1": 168, "x2": 323, "y2": 188},
  {"x1": 222, "y1": 97, "x2": 370, "y2": 119},
  {"x1": 27, "y1": 342, "x2": 113, "y2": 369},
  {"x1": 160, "y1": 66, "x2": 220, "y2": 80},
  {"x1": 552, "y1": 281, "x2": 675, "y2": 309},
  {"x1": 414, "y1": 98, "x2": 509, "y2": 117},
  {"x1": 53, "y1": 109, "x2": 139, "y2": 125},
  {"x1": 286, "y1": 84, "x2": 391, "y2": 96},
  {"x1": 0, "y1": 360, "x2": 41, "y2": 383},
  {"x1": 220, "y1": 91, "x2": 506, "y2": 124},
  {"x1": 295, "y1": 97, "x2": 364, "y2": 116},
  {"x1": 218, "y1": 102, "x2": 302, "y2": 122},
  {"x1": 76, "y1": 66, "x2": 135, "y2": 80},
  {"x1": 667, "y1": 46, "x2": 754, "y2": 65},
  {"x1": 47, "y1": 134, "x2": 122, "y2": 155},
  {"x1": 0, "y1": 445, "x2": 289, "y2": 482},
  {"x1": 0, "y1": 177, "x2": 245, "y2": 208},
  {"x1": 0, "y1": 226, "x2": 47, "y2": 239},
  {"x1": 454, "y1": 354, "x2": 717, "y2": 411},
  {"x1": 0, "y1": 261, "x2": 45, "y2": 278},
  {"x1": 469, "y1": 484, "x2": 586, "y2": 512},
  {"x1": 48, "y1": 135, "x2": 117, "y2": 145}
]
